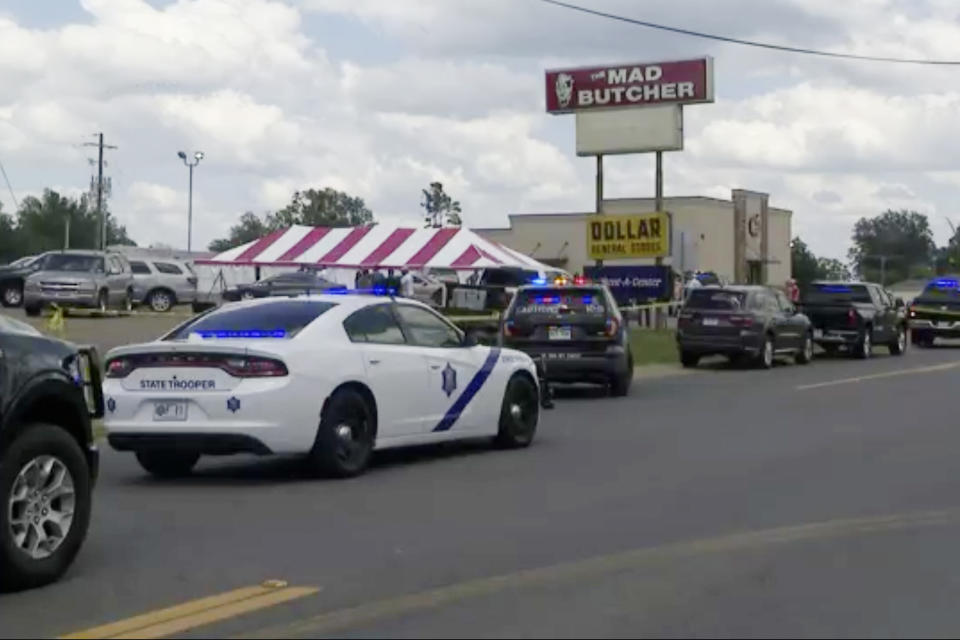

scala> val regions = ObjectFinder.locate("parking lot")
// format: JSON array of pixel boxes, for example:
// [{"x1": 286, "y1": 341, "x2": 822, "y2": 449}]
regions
[{"x1": 4, "y1": 306, "x2": 960, "y2": 637}]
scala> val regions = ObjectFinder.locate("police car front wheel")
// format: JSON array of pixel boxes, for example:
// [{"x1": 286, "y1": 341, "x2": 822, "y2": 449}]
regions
[{"x1": 495, "y1": 376, "x2": 539, "y2": 449}]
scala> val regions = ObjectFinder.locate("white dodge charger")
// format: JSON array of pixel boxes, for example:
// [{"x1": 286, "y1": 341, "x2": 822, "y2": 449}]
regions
[{"x1": 102, "y1": 293, "x2": 541, "y2": 477}]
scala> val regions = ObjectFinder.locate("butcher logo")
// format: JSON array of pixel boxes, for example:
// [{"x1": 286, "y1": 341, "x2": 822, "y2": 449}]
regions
[
  {"x1": 555, "y1": 73, "x2": 574, "y2": 108},
  {"x1": 748, "y1": 214, "x2": 761, "y2": 238}
]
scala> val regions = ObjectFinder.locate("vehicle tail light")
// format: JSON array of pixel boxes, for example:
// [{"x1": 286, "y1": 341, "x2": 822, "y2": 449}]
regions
[
  {"x1": 503, "y1": 320, "x2": 515, "y2": 337},
  {"x1": 848, "y1": 308, "x2": 858, "y2": 326},
  {"x1": 604, "y1": 317, "x2": 620, "y2": 337},
  {"x1": 573, "y1": 276, "x2": 586, "y2": 285},
  {"x1": 106, "y1": 358, "x2": 132, "y2": 378},
  {"x1": 729, "y1": 315, "x2": 754, "y2": 327},
  {"x1": 909, "y1": 306, "x2": 916, "y2": 318},
  {"x1": 104, "y1": 353, "x2": 288, "y2": 378}
]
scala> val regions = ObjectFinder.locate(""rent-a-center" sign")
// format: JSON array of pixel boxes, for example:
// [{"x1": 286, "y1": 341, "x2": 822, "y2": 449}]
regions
[{"x1": 546, "y1": 58, "x2": 713, "y2": 114}]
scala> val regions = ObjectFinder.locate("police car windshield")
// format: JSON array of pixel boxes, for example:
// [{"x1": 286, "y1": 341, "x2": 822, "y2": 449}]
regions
[
  {"x1": 512, "y1": 288, "x2": 607, "y2": 318},
  {"x1": 165, "y1": 300, "x2": 336, "y2": 340},
  {"x1": 686, "y1": 289, "x2": 746, "y2": 310},
  {"x1": 803, "y1": 284, "x2": 871, "y2": 304}
]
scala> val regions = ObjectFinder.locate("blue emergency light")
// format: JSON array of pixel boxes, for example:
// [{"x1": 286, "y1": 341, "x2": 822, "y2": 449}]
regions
[
  {"x1": 933, "y1": 278, "x2": 958, "y2": 288},
  {"x1": 194, "y1": 329, "x2": 287, "y2": 339},
  {"x1": 817, "y1": 285, "x2": 852, "y2": 293}
]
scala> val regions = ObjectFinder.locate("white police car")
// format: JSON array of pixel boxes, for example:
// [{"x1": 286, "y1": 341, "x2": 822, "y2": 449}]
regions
[{"x1": 102, "y1": 293, "x2": 541, "y2": 478}]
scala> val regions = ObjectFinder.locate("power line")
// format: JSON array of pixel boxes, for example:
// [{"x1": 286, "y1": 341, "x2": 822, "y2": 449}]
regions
[
  {"x1": 0, "y1": 158, "x2": 18, "y2": 210},
  {"x1": 540, "y1": 0, "x2": 960, "y2": 66}
]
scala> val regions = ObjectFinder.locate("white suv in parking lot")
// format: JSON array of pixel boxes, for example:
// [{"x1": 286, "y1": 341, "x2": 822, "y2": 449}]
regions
[{"x1": 128, "y1": 258, "x2": 198, "y2": 312}]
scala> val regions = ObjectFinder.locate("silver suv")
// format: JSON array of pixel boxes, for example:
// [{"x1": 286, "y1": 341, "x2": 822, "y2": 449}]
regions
[
  {"x1": 23, "y1": 250, "x2": 134, "y2": 316},
  {"x1": 128, "y1": 258, "x2": 198, "y2": 312}
]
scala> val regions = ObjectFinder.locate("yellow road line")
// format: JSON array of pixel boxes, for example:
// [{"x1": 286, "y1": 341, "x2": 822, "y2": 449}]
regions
[
  {"x1": 796, "y1": 361, "x2": 960, "y2": 391},
  {"x1": 61, "y1": 582, "x2": 318, "y2": 640},
  {"x1": 241, "y1": 508, "x2": 960, "y2": 638}
]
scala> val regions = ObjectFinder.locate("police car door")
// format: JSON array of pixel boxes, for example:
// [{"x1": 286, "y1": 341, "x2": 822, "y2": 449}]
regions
[
  {"x1": 394, "y1": 304, "x2": 486, "y2": 434},
  {"x1": 342, "y1": 303, "x2": 430, "y2": 436}
]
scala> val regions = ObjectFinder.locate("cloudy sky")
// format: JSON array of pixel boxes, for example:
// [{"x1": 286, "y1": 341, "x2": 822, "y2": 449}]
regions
[{"x1": 2, "y1": 0, "x2": 960, "y2": 259}]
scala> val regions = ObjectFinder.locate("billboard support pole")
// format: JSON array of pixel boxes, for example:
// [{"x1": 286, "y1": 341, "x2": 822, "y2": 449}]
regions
[
  {"x1": 595, "y1": 154, "x2": 604, "y2": 268},
  {"x1": 654, "y1": 150, "x2": 666, "y2": 328}
]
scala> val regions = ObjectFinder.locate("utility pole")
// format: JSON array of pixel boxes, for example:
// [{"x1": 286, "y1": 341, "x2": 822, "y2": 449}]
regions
[
  {"x1": 595, "y1": 154, "x2": 603, "y2": 268},
  {"x1": 83, "y1": 133, "x2": 117, "y2": 250}
]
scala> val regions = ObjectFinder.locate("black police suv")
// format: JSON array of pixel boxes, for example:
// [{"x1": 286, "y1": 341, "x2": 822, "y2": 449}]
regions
[
  {"x1": 908, "y1": 276, "x2": 960, "y2": 347},
  {"x1": 677, "y1": 285, "x2": 814, "y2": 369},
  {"x1": 500, "y1": 283, "x2": 633, "y2": 396},
  {"x1": 800, "y1": 281, "x2": 906, "y2": 357},
  {"x1": 0, "y1": 314, "x2": 103, "y2": 590}
]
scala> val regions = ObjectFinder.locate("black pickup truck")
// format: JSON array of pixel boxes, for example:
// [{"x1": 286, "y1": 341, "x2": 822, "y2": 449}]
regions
[
  {"x1": 799, "y1": 281, "x2": 907, "y2": 358},
  {"x1": 908, "y1": 277, "x2": 960, "y2": 347}
]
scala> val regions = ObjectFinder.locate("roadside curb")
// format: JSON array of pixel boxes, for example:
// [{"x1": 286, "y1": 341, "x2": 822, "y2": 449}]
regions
[{"x1": 632, "y1": 363, "x2": 694, "y2": 379}]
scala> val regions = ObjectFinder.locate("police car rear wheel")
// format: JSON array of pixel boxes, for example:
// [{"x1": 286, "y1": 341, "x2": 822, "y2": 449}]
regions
[
  {"x1": 495, "y1": 376, "x2": 538, "y2": 449},
  {"x1": 135, "y1": 451, "x2": 199, "y2": 478},
  {"x1": 312, "y1": 389, "x2": 374, "y2": 478},
  {"x1": 610, "y1": 352, "x2": 633, "y2": 397}
]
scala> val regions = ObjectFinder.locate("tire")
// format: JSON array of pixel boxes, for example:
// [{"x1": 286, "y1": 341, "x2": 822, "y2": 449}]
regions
[
  {"x1": 757, "y1": 335, "x2": 774, "y2": 369},
  {"x1": 855, "y1": 327, "x2": 873, "y2": 359},
  {"x1": 889, "y1": 325, "x2": 907, "y2": 356},
  {"x1": 680, "y1": 351, "x2": 699, "y2": 368},
  {"x1": 495, "y1": 375, "x2": 539, "y2": 448},
  {"x1": 1, "y1": 283, "x2": 22, "y2": 308},
  {"x1": 610, "y1": 352, "x2": 634, "y2": 397},
  {"x1": 96, "y1": 290, "x2": 108, "y2": 313},
  {"x1": 122, "y1": 290, "x2": 133, "y2": 313},
  {"x1": 795, "y1": 332, "x2": 814, "y2": 365},
  {"x1": 310, "y1": 389, "x2": 375, "y2": 478},
  {"x1": 24, "y1": 304, "x2": 41, "y2": 317},
  {"x1": 135, "y1": 451, "x2": 199, "y2": 478},
  {"x1": 148, "y1": 289, "x2": 175, "y2": 313},
  {"x1": 0, "y1": 424, "x2": 92, "y2": 592}
]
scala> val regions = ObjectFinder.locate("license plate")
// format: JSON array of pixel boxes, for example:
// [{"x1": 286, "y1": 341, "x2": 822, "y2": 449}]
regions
[
  {"x1": 814, "y1": 328, "x2": 823, "y2": 339},
  {"x1": 153, "y1": 400, "x2": 187, "y2": 422},
  {"x1": 56, "y1": 292, "x2": 74, "y2": 298},
  {"x1": 545, "y1": 352, "x2": 580, "y2": 359},
  {"x1": 548, "y1": 326, "x2": 571, "y2": 340},
  {"x1": 702, "y1": 317, "x2": 719, "y2": 326}
]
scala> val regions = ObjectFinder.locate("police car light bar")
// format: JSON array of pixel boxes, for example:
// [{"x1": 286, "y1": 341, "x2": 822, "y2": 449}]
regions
[{"x1": 933, "y1": 278, "x2": 958, "y2": 288}]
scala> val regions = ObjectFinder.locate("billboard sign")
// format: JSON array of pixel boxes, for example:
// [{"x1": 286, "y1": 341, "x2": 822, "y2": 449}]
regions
[
  {"x1": 575, "y1": 104, "x2": 682, "y2": 156},
  {"x1": 586, "y1": 212, "x2": 671, "y2": 260},
  {"x1": 583, "y1": 265, "x2": 672, "y2": 303},
  {"x1": 546, "y1": 57, "x2": 713, "y2": 114}
]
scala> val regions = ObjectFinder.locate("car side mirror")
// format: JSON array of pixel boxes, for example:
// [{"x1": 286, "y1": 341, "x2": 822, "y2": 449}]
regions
[{"x1": 463, "y1": 330, "x2": 480, "y2": 347}]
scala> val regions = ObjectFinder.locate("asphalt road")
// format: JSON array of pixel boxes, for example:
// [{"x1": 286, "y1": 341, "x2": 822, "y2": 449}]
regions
[{"x1": 4, "y1": 315, "x2": 960, "y2": 636}]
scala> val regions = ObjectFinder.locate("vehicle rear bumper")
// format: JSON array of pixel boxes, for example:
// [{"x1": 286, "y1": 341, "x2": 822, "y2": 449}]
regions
[
  {"x1": 108, "y1": 433, "x2": 272, "y2": 456},
  {"x1": 527, "y1": 348, "x2": 629, "y2": 382},
  {"x1": 812, "y1": 328, "x2": 860, "y2": 345},
  {"x1": 677, "y1": 333, "x2": 763, "y2": 355},
  {"x1": 909, "y1": 319, "x2": 960, "y2": 337}
]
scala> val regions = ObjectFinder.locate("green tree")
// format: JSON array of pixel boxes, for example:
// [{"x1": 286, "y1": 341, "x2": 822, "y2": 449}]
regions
[
  {"x1": 817, "y1": 257, "x2": 851, "y2": 281},
  {"x1": 848, "y1": 209, "x2": 934, "y2": 285},
  {"x1": 13, "y1": 189, "x2": 135, "y2": 255},
  {"x1": 421, "y1": 182, "x2": 462, "y2": 228},
  {"x1": 790, "y1": 237, "x2": 821, "y2": 286},
  {"x1": 208, "y1": 212, "x2": 271, "y2": 252},
  {"x1": 0, "y1": 203, "x2": 19, "y2": 264},
  {"x1": 272, "y1": 188, "x2": 374, "y2": 228}
]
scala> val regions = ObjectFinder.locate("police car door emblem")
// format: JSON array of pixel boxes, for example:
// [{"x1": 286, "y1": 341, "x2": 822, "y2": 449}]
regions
[
  {"x1": 227, "y1": 396, "x2": 241, "y2": 413},
  {"x1": 106, "y1": 397, "x2": 116, "y2": 413},
  {"x1": 441, "y1": 363, "x2": 457, "y2": 397}
]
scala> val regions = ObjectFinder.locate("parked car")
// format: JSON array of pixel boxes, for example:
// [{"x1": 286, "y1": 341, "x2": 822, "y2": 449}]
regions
[
  {"x1": 410, "y1": 272, "x2": 446, "y2": 307},
  {"x1": 800, "y1": 281, "x2": 906, "y2": 357},
  {"x1": 0, "y1": 255, "x2": 43, "y2": 308},
  {"x1": 500, "y1": 281, "x2": 633, "y2": 395},
  {"x1": 677, "y1": 285, "x2": 814, "y2": 368},
  {"x1": 0, "y1": 314, "x2": 103, "y2": 590},
  {"x1": 129, "y1": 258, "x2": 198, "y2": 312},
  {"x1": 907, "y1": 276, "x2": 960, "y2": 347},
  {"x1": 221, "y1": 271, "x2": 345, "y2": 302},
  {"x1": 23, "y1": 250, "x2": 135, "y2": 317}
]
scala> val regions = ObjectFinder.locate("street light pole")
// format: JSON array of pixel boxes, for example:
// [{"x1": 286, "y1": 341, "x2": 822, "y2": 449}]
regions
[{"x1": 177, "y1": 150, "x2": 204, "y2": 252}]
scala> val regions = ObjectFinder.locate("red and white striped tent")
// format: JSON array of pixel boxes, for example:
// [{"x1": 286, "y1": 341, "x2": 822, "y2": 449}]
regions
[{"x1": 196, "y1": 224, "x2": 553, "y2": 271}]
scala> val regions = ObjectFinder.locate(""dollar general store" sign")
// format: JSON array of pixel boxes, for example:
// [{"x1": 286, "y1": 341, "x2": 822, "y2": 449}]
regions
[{"x1": 586, "y1": 212, "x2": 670, "y2": 260}]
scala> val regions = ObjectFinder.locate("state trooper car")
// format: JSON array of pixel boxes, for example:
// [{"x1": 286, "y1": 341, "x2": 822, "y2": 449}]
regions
[{"x1": 102, "y1": 292, "x2": 542, "y2": 478}]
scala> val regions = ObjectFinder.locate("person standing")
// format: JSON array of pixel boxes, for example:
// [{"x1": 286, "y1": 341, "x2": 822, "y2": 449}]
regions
[{"x1": 400, "y1": 269, "x2": 415, "y2": 298}]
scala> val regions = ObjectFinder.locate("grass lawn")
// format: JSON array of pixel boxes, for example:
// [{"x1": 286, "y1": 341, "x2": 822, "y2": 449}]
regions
[{"x1": 628, "y1": 328, "x2": 678, "y2": 365}]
